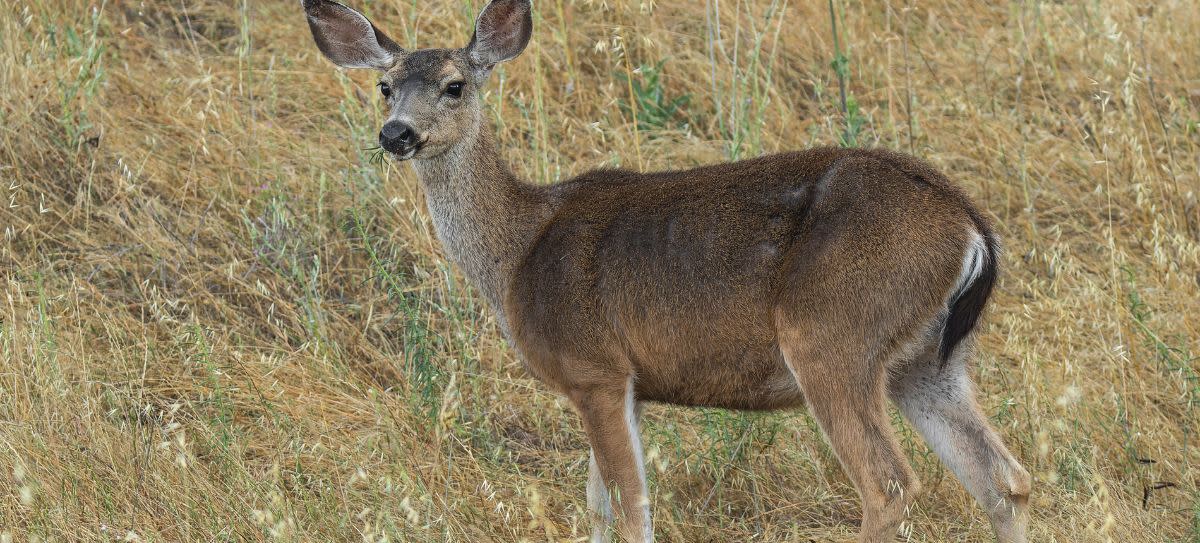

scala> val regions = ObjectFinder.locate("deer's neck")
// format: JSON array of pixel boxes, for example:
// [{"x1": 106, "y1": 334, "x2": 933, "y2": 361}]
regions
[{"x1": 411, "y1": 125, "x2": 549, "y2": 326}]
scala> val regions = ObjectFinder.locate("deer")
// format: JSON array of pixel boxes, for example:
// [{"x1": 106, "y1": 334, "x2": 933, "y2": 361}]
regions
[{"x1": 301, "y1": 0, "x2": 1031, "y2": 541}]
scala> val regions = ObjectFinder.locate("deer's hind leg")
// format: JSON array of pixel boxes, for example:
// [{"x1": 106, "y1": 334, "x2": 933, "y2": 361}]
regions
[
  {"x1": 888, "y1": 344, "x2": 1031, "y2": 543},
  {"x1": 779, "y1": 330, "x2": 920, "y2": 543}
]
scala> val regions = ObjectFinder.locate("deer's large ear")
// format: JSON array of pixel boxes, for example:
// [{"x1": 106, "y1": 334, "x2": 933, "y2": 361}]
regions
[
  {"x1": 302, "y1": 0, "x2": 402, "y2": 70},
  {"x1": 465, "y1": 0, "x2": 532, "y2": 73}
]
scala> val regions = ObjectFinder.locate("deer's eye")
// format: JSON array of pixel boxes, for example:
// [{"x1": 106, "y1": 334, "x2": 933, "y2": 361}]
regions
[
  {"x1": 378, "y1": 81, "x2": 391, "y2": 98},
  {"x1": 444, "y1": 81, "x2": 464, "y2": 98}
]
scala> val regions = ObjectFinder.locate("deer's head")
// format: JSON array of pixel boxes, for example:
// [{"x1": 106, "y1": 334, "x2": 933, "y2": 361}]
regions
[{"x1": 302, "y1": 0, "x2": 531, "y2": 160}]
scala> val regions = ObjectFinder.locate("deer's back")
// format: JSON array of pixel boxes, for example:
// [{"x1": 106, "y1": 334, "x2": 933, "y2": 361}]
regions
[{"x1": 505, "y1": 147, "x2": 986, "y2": 409}]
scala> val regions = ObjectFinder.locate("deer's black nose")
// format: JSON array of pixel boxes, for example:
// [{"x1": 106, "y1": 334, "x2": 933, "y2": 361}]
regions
[{"x1": 379, "y1": 121, "x2": 417, "y2": 153}]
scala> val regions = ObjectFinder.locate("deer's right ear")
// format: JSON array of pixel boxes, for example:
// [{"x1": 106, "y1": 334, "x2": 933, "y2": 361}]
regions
[{"x1": 302, "y1": 0, "x2": 402, "y2": 71}]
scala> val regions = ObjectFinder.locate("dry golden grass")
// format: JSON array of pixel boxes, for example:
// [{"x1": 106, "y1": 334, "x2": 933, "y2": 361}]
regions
[{"x1": 1, "y1": 0, "x2": 1198, "y2": 541}]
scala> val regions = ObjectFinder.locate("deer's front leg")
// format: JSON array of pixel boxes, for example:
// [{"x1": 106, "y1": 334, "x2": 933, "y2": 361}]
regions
[{"x1": 570, "y1": 378, "x2": 651, "y2": 542}]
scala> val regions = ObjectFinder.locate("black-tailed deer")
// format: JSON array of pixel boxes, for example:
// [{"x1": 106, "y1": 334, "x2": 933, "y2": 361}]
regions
[{"x1": 302, "y1": 0, "x2": 1031, "y2": 540}]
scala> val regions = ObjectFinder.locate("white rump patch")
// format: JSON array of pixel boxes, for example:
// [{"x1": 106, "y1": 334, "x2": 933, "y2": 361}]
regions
[{"x1": 952, "y1": 230, "x2": 988, "y2": 301}]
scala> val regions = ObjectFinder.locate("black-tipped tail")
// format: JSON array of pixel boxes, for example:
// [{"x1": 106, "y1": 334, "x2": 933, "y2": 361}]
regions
[{"x1": 938, "y1": 233, "x2": 998, "y2": 365}]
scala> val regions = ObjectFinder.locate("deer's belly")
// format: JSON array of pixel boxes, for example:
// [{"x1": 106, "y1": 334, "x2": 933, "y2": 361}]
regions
[
  {"x1": 631, "y1": 345, "x2": 805, "y2": 411},
  {"x1": 610, "y1": 296, "x2": 805, "y2": 411}
]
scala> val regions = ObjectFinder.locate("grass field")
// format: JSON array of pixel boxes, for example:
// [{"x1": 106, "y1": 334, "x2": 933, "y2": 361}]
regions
[{"x1": 2, "y1": 0, "x2": 1198, "y2": 541}]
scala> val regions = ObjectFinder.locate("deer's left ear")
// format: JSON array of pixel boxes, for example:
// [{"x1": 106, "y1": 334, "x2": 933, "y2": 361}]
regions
[
  {"x1": 302, "y1": 0, "x2": 402, "y2": 70},
  {"x1": 465, "y1": 0, "x2": 533, "y2": 74}
]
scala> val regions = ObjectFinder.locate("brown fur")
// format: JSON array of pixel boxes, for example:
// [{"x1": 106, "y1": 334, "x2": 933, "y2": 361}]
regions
[{"x1": 303, "y1": 1, "x2": 1032, "y2": 541}]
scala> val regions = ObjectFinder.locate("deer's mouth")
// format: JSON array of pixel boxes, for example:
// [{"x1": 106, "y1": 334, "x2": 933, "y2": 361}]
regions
[{"x1": 390, "y1": 138, "x2": 426, "y2": 161}]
